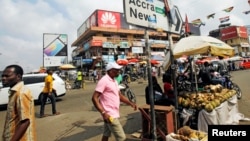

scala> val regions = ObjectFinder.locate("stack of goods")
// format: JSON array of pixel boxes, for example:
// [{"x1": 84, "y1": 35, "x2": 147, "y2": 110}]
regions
[
  {"x1": 178, "y1": 84, "x2": 236, "y2": 112},
  {"x1": 166, "y1": 126, "x2": 207, "y2": 141}
]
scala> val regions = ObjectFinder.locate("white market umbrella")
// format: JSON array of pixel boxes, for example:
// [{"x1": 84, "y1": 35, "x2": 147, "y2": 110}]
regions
[
  {"x1": 228, "y1": 56, "x2": 243, "y2": 61},
  {"x1": 173, "y1": 36, "x2": 235, "y2": 59},
  {"x1": 59, "y1": 64, "x2": 76, "y2": 70}
]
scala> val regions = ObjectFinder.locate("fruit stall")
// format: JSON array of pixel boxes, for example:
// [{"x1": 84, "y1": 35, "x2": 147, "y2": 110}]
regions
[{"x1": 178, "y1": 84, "x2": 239, "y2": 133}]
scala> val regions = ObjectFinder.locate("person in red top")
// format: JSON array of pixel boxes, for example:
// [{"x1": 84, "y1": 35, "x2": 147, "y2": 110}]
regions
[{"x1": 162, "y1": 73, "x2": 175, "y2": 106}]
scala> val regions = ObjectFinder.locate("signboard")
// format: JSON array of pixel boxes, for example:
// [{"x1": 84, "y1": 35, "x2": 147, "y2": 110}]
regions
[
  {"x1": 97, "y1": 10, "x2": 121, "y2": 28},
  {"x1": 123, "y1": 0, "x2": 183, "y2": 34},
  {"x1": 220, "y1": 26, "x2": 238, "y2": 40},
  {"x1": 120, "y1": 41, "x2": 130, "y2": 48},
  {"x1": 132, "y1": 47, "x2": 143, "y2": 53},
  {"x1": 102, "y1": 42, "x2": 117, "y2": 48},
  {"x1": 43, "y1": 33, "x2": 68, "y2": 67},
  {"x1": 238, "y1": 26, "x2": 248, "y2": 38}
]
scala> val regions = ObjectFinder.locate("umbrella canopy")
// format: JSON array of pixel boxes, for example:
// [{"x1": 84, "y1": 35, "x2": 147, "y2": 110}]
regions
[
  {"x1": 128, "y1": 58, "x2": 139, "y2": 63},
  {"x1": 139, "y1": 61, "x2": 147, "y2": 64},
  {"x1": 117, "y1": 59, "x2": 128, "y2": 65},
  {"x1": 228, "y1": 56, "x2": 243, "y2": 61},
  {"x1": 151, "y1": 59, "x2": 160, "y2": 65},
  {"x1": 173, "y1": 36, "x2": 235, "y2": 58},
  {"x1": 59, "y1": 64, "x2": 76, "y2": 70}
]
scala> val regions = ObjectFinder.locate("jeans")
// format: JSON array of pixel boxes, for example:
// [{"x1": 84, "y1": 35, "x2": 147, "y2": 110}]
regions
[{"x1": 40, "y1": 93, "x2": 57, "y2": 116}]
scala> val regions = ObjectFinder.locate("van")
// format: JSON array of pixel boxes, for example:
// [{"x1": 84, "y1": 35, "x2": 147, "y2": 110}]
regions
[{"x1": 0, "y1": 73, "x2": 66, "y2": 106}]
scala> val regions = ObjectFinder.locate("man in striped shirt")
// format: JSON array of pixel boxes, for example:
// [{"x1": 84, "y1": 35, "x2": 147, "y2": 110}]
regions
[{"x1": 2, "y1": 65, "x2": 36, "y2": 141}]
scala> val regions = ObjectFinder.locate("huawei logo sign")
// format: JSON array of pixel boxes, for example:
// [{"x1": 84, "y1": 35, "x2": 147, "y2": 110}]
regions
[{"x1": 101, "y1": 12, "x2": 116, "y2": 25}]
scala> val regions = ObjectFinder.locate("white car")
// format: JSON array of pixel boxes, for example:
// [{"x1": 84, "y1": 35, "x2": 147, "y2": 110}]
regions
[{"x1": 0, "y1": 73, "x2": 66, "y2": 106}]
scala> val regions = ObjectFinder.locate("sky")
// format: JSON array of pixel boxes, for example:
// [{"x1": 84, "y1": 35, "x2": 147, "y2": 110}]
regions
[{"x1": 0, "y1": 0, "x2": 249, "y2": 73}]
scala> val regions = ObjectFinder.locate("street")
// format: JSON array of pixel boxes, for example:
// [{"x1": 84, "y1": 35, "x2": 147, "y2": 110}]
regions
[{"x1": 0, "y1": 69, "x2": 250, "y2": 141}]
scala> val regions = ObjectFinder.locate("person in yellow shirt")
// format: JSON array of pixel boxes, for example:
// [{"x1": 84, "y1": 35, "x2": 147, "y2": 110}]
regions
[
  {"x1": 75, "y1": 69, "x2": 83, "y2": 88},
  {"x1": 2, "y1": 64, "x2": 37, "y2": 141},
  {"x1": 39, "y1": 69, "x2": 60, "y2": 118}
]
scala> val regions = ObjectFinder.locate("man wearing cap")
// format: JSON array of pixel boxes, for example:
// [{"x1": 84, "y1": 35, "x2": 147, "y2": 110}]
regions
[{"x1": 92, "y1": 62, "x2": 137, "y2": 141}]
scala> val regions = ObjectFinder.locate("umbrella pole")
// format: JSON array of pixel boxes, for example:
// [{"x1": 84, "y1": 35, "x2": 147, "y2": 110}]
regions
[
  {"x1": 168, "y1": 31, "x2": 179, "y2": 130},
  {"x1": 164, "y1": 1, "x2": 179, "y2": 130}
]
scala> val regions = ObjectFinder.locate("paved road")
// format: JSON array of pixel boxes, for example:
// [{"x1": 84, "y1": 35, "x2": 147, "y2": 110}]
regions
[{"x1": 0, "y1": 70, "x2": 250, "y2": 141}]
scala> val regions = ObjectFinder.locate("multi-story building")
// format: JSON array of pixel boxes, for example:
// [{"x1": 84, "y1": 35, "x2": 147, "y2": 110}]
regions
[
  {"x1": 209, "y1": 25, "x2": 250, "y2": 56},
  {"x1": 71, "y1": 9, "x2": 201, "y2": 70},
  {"x1": 71, "y1": 9, "x2": 181, "y2": 70}
]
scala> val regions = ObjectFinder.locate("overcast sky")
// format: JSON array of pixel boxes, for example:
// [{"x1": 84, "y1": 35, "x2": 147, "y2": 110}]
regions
[{"x1": 0, "y1": 0, "x2": 249, "y2": 72}]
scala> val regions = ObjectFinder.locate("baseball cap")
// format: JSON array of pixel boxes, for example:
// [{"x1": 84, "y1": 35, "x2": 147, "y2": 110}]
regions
[{"x1": 106, "y1": 62, "x2": 123, "y2": 71}]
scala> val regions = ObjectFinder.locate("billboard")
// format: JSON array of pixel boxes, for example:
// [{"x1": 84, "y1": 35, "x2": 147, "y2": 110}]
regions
[
  {"x1": 238, "y1": 26, "x2": 248, "y2": 38},
  {"x1": 97, "y1": 10, "x2": 121, "y2": 28},
  {"x1": 77, "y1": 11, "x2": 97, "y2": 37},
  {"x1": 43, "y1": 33, "x2": 68, "y2": 67},
  {"x1": 220, "y1": 26, "x2": 238, "y2": 40}
]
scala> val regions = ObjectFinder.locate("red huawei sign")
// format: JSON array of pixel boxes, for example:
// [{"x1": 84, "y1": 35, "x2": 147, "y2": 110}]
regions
[{"x1": 97, "y1": 10, "x2": 121, "y2": 28}]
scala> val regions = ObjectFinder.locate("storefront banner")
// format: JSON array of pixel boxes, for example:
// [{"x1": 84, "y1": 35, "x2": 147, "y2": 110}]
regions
[
  {"x1": 132, "y1": 41, "x2": 145, "y2": 46},
  {"x1": 102, "y1": 42, "x2": 117, "y2": 48},
  {"x1": 91, "y1": 40, "x2": 102, "y2": 46},
  {"x1": 132, "y1": 47, "x2": 143, "y2": 53},
  {"x1": 120, "y1": 41, "x2": 130, "y2": 48},
  {"x1": 102, "y1": 55, "x2": 115, "y2": 63},
  {"x1": 82, "y1": 59, "x2": 93, "y2": 64},
  {"x1": 83, "y1": 42, "x2": 90, "y2": 51},
  {"x1": 240, "y1": 43, "x2": 250, "y2": 47}
]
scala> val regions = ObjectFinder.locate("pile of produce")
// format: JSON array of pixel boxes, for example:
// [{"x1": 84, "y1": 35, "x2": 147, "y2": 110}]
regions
[
  {"x1": 170, "y1": 126, "x2": 207, "y2": 141},
  {"x1": 178, "y1": 84, "x2": 236, "y2": 112}
]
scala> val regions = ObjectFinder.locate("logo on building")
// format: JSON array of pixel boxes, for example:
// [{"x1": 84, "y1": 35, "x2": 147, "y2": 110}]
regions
[
  {"x1": 98, "y1": 10, "x2": 121, "y2": 28},
  {"x1": 101, "y1": 12, "x2": 116, "y2": 25}
]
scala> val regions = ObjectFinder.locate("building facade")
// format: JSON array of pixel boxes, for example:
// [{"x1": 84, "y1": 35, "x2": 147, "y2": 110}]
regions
[
  {"x1": 209, "y1": 25, "x2": 250, "y2": 56},
  {"x1": 71, "y1": 9, "x2": 201, "y2": 70}
]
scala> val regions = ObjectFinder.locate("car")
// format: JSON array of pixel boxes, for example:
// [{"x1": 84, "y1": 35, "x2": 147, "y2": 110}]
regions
[
  {"x1": 0, "y1": 73, "x2": 66, "y2": 106},
  {"x1": 241, "y1": 61, "x2": 250, "y2": 69}
]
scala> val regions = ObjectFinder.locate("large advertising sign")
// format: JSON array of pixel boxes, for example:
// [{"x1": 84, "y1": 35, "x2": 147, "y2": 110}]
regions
[
  {"x1": 43, "y1": 33, "x2": 68, "y2": 67},
  {"x1": 238, "y1": 26, "x2": 248, "y2": 38},
  {"x1": 77, "y1": 11, "x2": 97, "y2": 37},
  {"x1": 220, "y1": 26, "x2": 238, "y2": 40},
  {"x1": 123, "y1": 0, "x2": 183, "y2": 34},
  {"x1": 97, "y1": 10, "x2": 121, "y2": 28}
]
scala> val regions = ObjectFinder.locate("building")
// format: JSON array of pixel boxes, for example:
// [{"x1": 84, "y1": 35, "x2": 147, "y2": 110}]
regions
[
  {"x1": 209, "y1": 25, "x2": 250, "y2": 56},
  {"x1": 71, "y1": 9, "x2": 200, "y2": 70}
]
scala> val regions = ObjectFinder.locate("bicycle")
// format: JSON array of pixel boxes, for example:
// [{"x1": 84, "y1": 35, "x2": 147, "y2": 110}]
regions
[{"x1": 119, "y1": 82, "x2": 136, "y2": 103}]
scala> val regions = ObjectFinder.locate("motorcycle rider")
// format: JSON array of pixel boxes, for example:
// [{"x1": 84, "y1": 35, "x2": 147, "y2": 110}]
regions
[{"x1": 217, "y1": 56, "x2": 229, "y2": 75}]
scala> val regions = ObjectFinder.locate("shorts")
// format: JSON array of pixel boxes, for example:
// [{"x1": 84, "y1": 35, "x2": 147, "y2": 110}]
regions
[{"x1": 103, "y1": 118, "x2": 126, "y2": 141}]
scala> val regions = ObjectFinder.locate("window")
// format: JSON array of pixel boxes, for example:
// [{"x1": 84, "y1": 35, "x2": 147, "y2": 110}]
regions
[{"x1": 23, "y1": 76, "x2": 45, "y2": 85}]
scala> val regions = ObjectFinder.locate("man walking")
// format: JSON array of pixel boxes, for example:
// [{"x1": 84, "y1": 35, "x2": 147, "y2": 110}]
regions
[
  {"x1": 92, "y1": 62, "x2": 137, "y2": 141},
  {"x1": 39, "y1": 69, "x2": 60, "y2": 118},
  {"x1": 2, "y1": 65, "x2": 36, "y2": 141},
  {"x1": 76, "y1": 69, "x2": 83, "y2": 88}
]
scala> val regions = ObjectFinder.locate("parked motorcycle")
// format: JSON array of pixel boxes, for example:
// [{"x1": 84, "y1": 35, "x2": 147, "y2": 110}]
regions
[
  {"x1": 223, "y1": 73, "x2": 242, "y2": 99},
  {"x1": 176, "y1": 73, "x2": 193, "y2": 93},
  {"x1": 176, "y1": 71, "x2": 242, "y2": 99}
]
